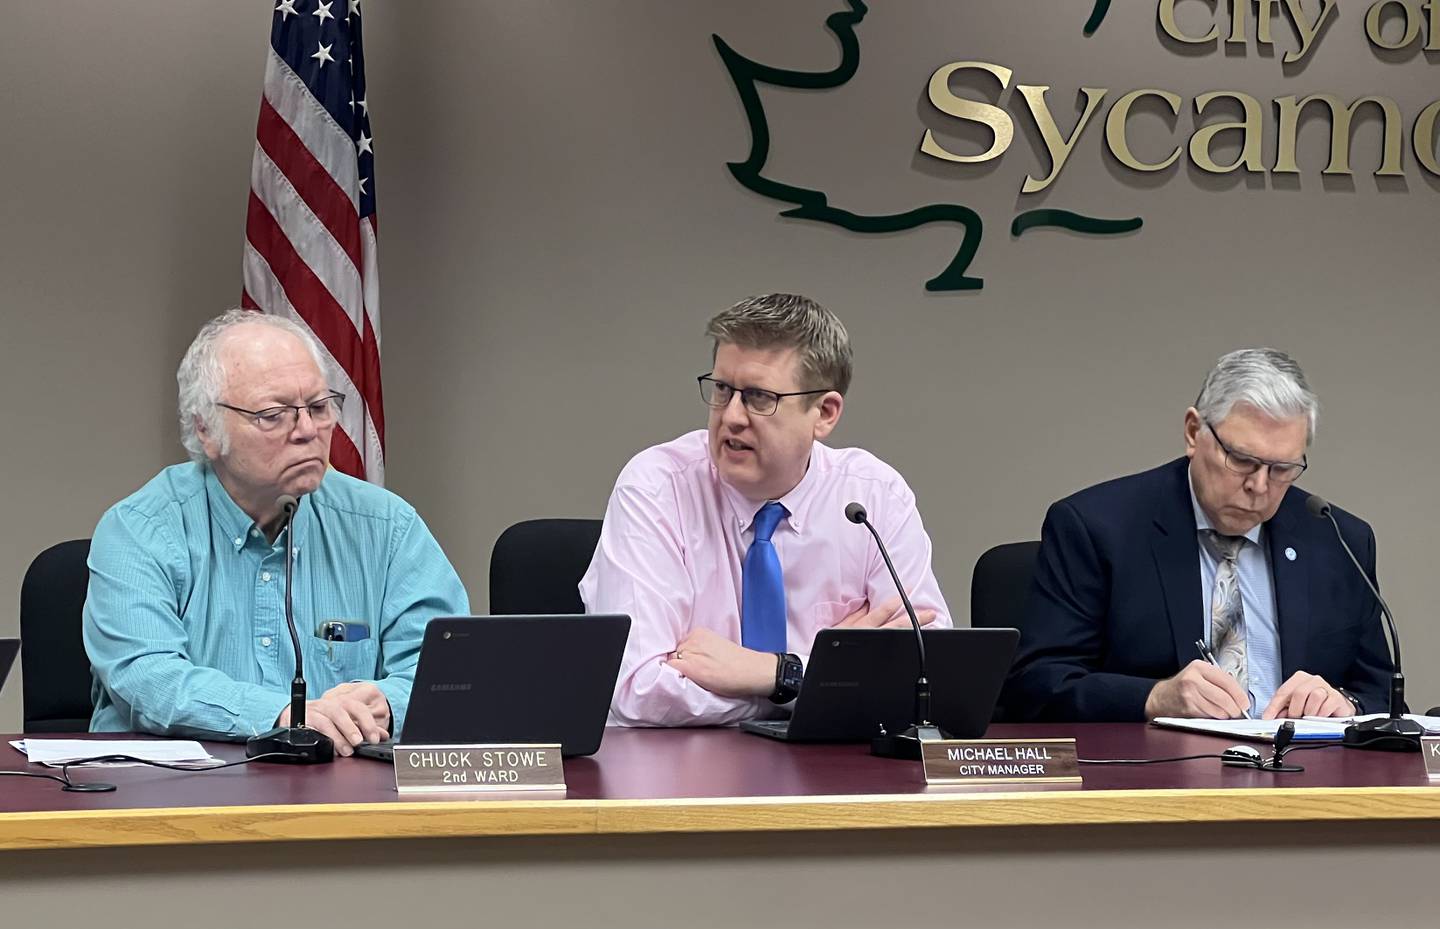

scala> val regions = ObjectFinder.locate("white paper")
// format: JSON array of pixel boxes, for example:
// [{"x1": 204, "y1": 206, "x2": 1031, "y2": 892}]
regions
[
  {"x1": 10, "y1": 739, "x2": 222, "y2": 768},
  {"x1": 1153, "y1": 714, "x2": 1440, "y2": 742}
]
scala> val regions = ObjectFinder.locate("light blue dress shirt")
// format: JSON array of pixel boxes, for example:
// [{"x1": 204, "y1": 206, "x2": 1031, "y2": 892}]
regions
[
  {"x1": 1188, "y1": 470, "x2": 1281, "y2": 714},
  {"x1": 83, "y1": 463, "x2": 469, "y2": 740}
]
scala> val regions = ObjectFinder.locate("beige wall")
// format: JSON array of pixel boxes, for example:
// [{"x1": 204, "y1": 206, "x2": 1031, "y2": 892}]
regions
[{"x1": 3, "y1": 0, "x2": 1437, "y2": 730}]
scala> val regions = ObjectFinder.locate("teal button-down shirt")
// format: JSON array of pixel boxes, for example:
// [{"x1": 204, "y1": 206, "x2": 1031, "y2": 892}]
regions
[{"x1": 83, "y1": 462, "x2": 469, "y2": 740}]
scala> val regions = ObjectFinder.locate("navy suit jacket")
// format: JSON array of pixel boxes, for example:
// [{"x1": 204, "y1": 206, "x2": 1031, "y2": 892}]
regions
[{"x1": 1005, "y1": 457, "x2": 1393, "y2": 721}]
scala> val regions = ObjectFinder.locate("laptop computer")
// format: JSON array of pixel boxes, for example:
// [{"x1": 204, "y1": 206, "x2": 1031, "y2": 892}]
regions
[
  {"x1": 356, "y1": 614, "x2": 629, "y2": 761},
  {"x1": 740, "y1": 627, "x2": 1019, "y2": 743},
  {"x1": 0, "y1": 638, "x2": 17, "y2": 693}
]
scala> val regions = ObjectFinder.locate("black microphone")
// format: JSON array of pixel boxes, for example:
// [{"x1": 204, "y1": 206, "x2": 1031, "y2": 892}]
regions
[
  {"x1": 1305, "y1": 494, "x2": 1421, "y2": 751},
  {"x1": 246, "y1": 494, "x2": 335, "y2": 764},
  {"x1": 845, "y1": 501, "x2": 951, "y2": 760}
]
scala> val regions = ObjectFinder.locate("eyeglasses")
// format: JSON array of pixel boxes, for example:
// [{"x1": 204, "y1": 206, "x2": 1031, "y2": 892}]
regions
[
  {"x1": 697, "y1": 375, "x2": 832, "y2": 417},
  {"x1": 1205, "y1": 421, "x2": 1307, "y2": 483},
  {"x1": 216, "y1": 392, "x2": 346, "y2": 433}
]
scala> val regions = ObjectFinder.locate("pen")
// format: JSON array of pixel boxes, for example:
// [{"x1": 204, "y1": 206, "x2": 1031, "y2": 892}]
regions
[{"x1": 1194, "y1": 638, "x2": 1254, "y2": 719}]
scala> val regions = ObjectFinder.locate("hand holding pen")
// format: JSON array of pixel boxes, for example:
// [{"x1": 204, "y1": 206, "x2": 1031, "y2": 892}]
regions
[{"x1": 1195, "y1": 639, "x2": 1254, "y2": 720}]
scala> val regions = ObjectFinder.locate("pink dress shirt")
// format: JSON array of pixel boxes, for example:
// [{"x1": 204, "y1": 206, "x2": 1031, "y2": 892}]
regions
[{"x1": 580, "y1": 430, "x2": 953, "y2": 727}]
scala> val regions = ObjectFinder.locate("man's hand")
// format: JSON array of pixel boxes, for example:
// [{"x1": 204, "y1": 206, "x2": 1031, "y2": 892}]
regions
[
  {"x1": 1261, "y1": 671, "x2": 1354, "y2": 719},
  {"x1": 835, "y1": 596, "x2": 938, "y2": 630},
  {"x1": 1145, "y1": 660, "x2": 1251, "y2": 719},
  {"x1": 666, "y1": 628, "x2": 776, "y2": 699},
  {"x1": 276, "y1": 683, "x2": 390, "y2": 756}
]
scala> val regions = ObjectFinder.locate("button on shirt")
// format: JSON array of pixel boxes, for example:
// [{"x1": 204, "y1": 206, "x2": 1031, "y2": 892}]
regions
[
  {"x1": 1189, "y1": 470, "x2": 1281, "y2": 713},
  {"x1": 84, "y1": 463, "x2": 469, "y2": 739},
  {"x1": 579, "y1": 430, "x2": 953, "y2": 727}
]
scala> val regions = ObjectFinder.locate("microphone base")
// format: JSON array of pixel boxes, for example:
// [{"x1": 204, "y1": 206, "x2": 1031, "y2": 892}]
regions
[
  {"x1": 1342, "y1": 716, "x2": 1423, "y2": 752},
  {"x1": 871, "y1": 723, "x2": 952, "y2": 761},
  {"x1": 246, "y1": 726, "x2": 335, "y2": 764}
]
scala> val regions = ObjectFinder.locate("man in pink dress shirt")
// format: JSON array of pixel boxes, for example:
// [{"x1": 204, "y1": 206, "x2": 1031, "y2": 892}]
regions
[{"x1": 580, "y1": 294, "x2": 953, "y2": 727}]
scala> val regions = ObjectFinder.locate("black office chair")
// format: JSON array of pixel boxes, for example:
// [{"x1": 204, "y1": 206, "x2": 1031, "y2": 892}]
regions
[
  {"x1": 971, "y1": 541, "x2": 1040, "y2": 630},
  {"x1": 970, "y1": 540, "x2": 1040, "y2": 722},
  {"x1": 489, "y1": 519, "x2": 604, "y2": 615},
  {"x1": 20, "y1": 539, "x2": 95, "y2": 733}
]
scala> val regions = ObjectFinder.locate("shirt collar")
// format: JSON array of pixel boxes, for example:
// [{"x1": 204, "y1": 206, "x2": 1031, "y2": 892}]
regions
[
  {"x1": 1187, "y1": 464, "x2": 1263, "y2": 546},
  {"x1": 205, "y1": 466, "x2": 311, "y2": 554},
  {"x1": 717, "y1": 442, "x2": 826, "y2": 536}
]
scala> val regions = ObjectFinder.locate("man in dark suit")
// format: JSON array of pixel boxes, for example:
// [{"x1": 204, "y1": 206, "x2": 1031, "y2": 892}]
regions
[{"x1": 1007, "y1": 348, "x2": 1392, "y2": 722}]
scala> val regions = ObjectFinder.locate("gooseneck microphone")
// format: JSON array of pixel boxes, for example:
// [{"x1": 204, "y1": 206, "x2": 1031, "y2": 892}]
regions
[
  {"x1": 845, "y1": 502, "x2": 951, "y2": 760},
  {"x1": 1305, "y1": 494, "x2": 1422, "y2": 751},
  {"x1": 246, "y1": 494, "x2": 335, "y2": 764}
]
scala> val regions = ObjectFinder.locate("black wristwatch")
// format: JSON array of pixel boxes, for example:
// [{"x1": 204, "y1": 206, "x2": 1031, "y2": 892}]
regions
[
  {"x1": 770, "y1": 652, "x2": 803, "y2": 704},
  {"x1": 1336, "y1": 687, "x2": 1363, "y2": 715}
]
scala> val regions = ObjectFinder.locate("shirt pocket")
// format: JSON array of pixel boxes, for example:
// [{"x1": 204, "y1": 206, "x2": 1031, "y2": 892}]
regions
[
  {"x1": 810, "y1": 597, "x2": 869, "y2": 629},
  {"x1": 298, "y1": 633, "x2": 381, "y2": 691}
]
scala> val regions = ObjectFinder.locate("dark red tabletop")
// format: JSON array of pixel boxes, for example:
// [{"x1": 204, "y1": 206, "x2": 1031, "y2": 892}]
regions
[{"x1": 1, "y1": 724, "x2": 1431, "y2": 815}]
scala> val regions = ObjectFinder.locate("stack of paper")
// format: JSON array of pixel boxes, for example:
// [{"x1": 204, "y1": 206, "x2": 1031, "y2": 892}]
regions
[
  {"x1": 9, "y1": 739, "x2": 223, "y2": 768},
  {"x1": 1152, "y1": 714, "x2": 1440, "y2": 742}
]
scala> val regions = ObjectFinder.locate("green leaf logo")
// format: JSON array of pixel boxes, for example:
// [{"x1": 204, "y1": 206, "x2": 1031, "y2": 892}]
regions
[{"x1": 714, "y1": 1, "x2": 1140, "y2": 292}]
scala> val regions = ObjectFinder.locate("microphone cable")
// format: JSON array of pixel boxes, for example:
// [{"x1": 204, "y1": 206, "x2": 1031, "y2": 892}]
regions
[{"x1": 0, "y1": 751, "x2": 294, "y2": 793}]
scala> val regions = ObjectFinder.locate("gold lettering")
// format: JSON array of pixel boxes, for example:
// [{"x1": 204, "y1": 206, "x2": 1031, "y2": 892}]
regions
[
  {"x1": 1229, "y1": 0, "x2": 1247, "y2": 43},
  {"x1": 1365, "y1": 0, "x2": 1422, "y2": 49},
  {"x1": 1414, "y1": 100, "x2": 1440, "y2": 175},
  {"x1": 1159, "y1": 0, "x2": 1221, "y2": 43},
  {"x1": 1255, "y1": 0, "x2": 1281, "y2": 45},
  {"x1": 1106, "y1": 89, "x2": 1184, "y2": 171},
  {"x1": 1282, "y1": 0, "x2": 1338, "y2": 63},
  {"x1": 1189, "y1": 91, "x2": 1266, "y2": 173},
  {"x1": 1017, "y1": 85, "x2": 1108, "y2": 193},
  {"x1": 1274, "y1": 94, "x2": 1404, "y2": 176},
  {"x1": 919, "y1": 61, "x2": 1015, "y2": 164},
  {"x1": 1429, "y1": 0, "x2": 1440, "y2": 49}
]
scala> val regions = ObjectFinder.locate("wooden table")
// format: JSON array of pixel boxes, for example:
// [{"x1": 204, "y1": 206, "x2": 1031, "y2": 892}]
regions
[{"x1": 3, "y1": 724, "x2": 1437, "y2": 928}]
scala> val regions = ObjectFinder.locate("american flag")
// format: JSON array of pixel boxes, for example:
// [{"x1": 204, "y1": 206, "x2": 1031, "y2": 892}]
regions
[{"x1": 242, "y1": 0, "x2": 384, "y2": 484}]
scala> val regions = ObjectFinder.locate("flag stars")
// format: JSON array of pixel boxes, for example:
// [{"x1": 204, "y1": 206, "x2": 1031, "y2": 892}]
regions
[
  {"x1": 356, "y1": 97, "x2": 368, "y2": 116},
  {"x1": 357, "y1": 132, "x2": 373, "y2": 155},
  {"x1": 312, "y1": 42, "x2": 335, "y2": 66},
  {"x1": 275, "y1": 0, "x2": 298, "y2": 20},
  {"x1": 313, "y1": 1, "x2": 335, "y2": 24},
  {"x1": 358, "y1": 177, "x2": 369, "y2": 195},
  {"x1": 348, "y1": 0, "x2": 362, "y2": 18}
]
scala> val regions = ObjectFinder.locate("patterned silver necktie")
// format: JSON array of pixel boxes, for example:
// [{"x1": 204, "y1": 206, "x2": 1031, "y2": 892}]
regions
[{"x1": 1200, "y1": 530, "x2": 1247, "y2": 687}]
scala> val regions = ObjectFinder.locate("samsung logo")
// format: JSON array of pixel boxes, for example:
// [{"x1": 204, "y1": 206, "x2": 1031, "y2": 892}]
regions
[{"x1": 429, "y1": 683, "x2": 472, "y2": 693}]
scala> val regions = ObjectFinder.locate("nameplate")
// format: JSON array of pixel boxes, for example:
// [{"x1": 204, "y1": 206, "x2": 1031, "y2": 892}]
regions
[
  {"x1": 921, "y1": 738, "x2": 1082, "y2": 785},
  {"x1": 1423, "y1": 738, "x2": 1440, "y2": 780},
  {"x1": 392, "y1": 743, "x2": 565, "y2": 794}
]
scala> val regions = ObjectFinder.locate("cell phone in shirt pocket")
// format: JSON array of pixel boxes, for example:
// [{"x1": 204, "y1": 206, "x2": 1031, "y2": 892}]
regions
[{"x1": 318, "y1": 620, "x2": 370, "y2": 642}]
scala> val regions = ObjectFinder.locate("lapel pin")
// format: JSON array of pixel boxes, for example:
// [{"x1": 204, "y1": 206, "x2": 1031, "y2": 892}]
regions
[{"x1": 1285, "y1": 547, "x2": 1297, "y2": 562}]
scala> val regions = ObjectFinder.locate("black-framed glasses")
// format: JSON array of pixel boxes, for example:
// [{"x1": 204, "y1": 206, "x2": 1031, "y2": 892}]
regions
[
  {"x1": 697, "y1": 375, "x2": 832, "y2": 417},
  {"x1": 1205, "y1": 421, "x2": 1307, "y2": 483},
  {"x1": 216, "y1": 392, "x2": 346, "y2": 433}
]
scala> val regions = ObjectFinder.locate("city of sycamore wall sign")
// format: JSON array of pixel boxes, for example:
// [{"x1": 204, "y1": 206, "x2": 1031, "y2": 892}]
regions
[{"x1": 715, "y1": 0, "x2": 1439, "y2": 292}]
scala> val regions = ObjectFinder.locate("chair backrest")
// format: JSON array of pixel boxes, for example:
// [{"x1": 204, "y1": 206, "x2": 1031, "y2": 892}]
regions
[
  {"x1": 970, "y1": 540, "x2": 1040, "y2": 723},
  {"x1": 970, "y1": 541, "x2": 1041, "y2": 630},
  {"x1": 489, "y1": 519, "x2": 604, "y2": 615},
  {"x1": 20, "y1": 539, "x2": 95, "y2": 733}
]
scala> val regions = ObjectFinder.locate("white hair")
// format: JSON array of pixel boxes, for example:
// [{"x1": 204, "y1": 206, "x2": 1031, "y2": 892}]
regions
[
  {"x1": 176, "y1": 309, "x2": 331, "y2": 463},
  {"x1": 1195, "y1": 347, "x2": 1319, "y2": 444}
]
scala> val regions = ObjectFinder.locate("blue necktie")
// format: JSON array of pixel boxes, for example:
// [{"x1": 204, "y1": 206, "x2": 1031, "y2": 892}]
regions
[{"x1": 741, "y1": 501, "x2": 788, "y2": 653}]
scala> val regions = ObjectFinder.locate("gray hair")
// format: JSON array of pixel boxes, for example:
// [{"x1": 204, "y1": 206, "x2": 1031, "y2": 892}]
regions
[
  {"x1": 1195, "y1": 347, "x2": 1319, "y2": 444},
  {"x1": 176, "y1": 309, "x2": 330, "y2": 463},
  {"x1": 704, "y1": 293, "x2": 853, "y2": 396}
]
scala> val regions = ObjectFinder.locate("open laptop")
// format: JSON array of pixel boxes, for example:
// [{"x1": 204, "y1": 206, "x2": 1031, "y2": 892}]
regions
[
  {"x1": 356, "y1": 615, "x2": 629, "y2": 761},
  {"x1": 0, "y1": 638, "x2": 17, "y2": 694},
  {"x1": 740, "y1": 627, "x2": 1019, "y2": 743}
]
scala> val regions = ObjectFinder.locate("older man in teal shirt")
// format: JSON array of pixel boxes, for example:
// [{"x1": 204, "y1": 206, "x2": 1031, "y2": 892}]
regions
[{"x1": 83, "y1": 310, "x2": 468, "y2": 753}]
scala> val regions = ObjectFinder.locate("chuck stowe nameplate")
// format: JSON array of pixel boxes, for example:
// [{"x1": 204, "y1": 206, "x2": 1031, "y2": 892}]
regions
[
  {"x1": 393, "y1": 744, "x2": 565, "y2": 794},
  {"x1": 921, "y1": 739, "x2": 1081, "y2": 785}
]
